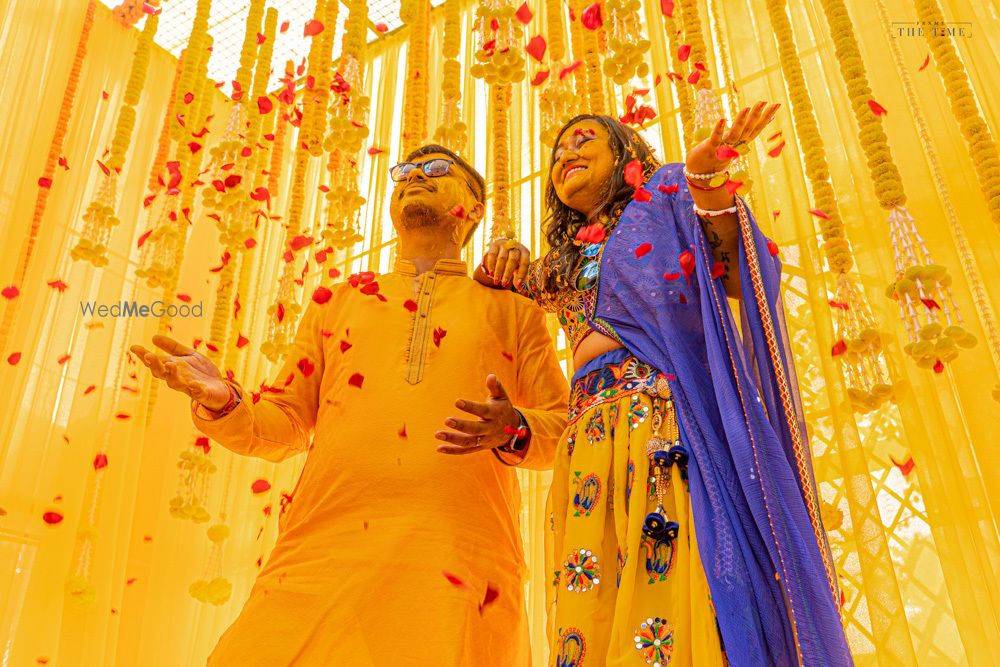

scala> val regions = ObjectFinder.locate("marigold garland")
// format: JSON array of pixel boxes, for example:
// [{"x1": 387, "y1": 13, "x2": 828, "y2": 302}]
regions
[
  {"x1": 677, "y1": 0, "x2": 710, "y2": 93},
  {"x1": 71, "y1": 13, "x2": 159, "y2": 267},
  {"x1": 602, "y1": 0, "x2": 649, "y2": 85},
  {"x1": 660, "y1": 2, "x2": 694, "y2": 146},
  {"x1": 538, "y1": 0, "x2": 575, "y2": 146},
  {"x1": 146, "y1": 51, "x2": 185, "y2": 196},
  {"x1": 401, "y1": 0, "x2": 431, "y2": 157},
  {"x1": 914, "y1": 0, "x2": 1000, "y2": 231},
  {"x1": 565, "y1": 0, "x2": 589, "y2": 109},
  {"x1": 490, "y1": 84, "x2": 515, "y2": 239},
  {"x1": 433, "y1": 0, "x2": 468, "y2": 152},
  {"x1": 818, "y1": 0, "x2": 975, "y2": 372},
  {"x1": 764, "y1": 0, "x2": 893, "y2": 412},
  {"x1": 0, "y1": 0, "x2": 96, "y2": 353},
  {"x1": 576, "y1": 0, "x2": 606, "y2": 114}
]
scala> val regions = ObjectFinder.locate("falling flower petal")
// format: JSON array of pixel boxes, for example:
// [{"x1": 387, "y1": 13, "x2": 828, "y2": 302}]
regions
[
  {"x1": 57, "y1": 354, "x2": 71, "y2": 365},
  {"x1": 479, "y1": 584, "x2": 501, "y2": 614},
  {"x1": 933, "y1": 359, "x2": 944, "y2": 374},
  {"x1": 767, "y1": 140, "x2": 786, "y2": 158},
  {"x1": 442, "y1": 571, "x2": 468, "y2": 588},
  {"x1": 8, "y1": 352, "x2": 22, "y2": 365},
  {"x1": 580, "y1": 3, "x2": 602, "y2": 29},
  {"x1": 657, "y1": 183, "x2": 679, "y2": 194},
  {"x1": 808, "y1": 209, "x2": 830, "y2": 219},
  {"x1": 375, "y1": 22, "x2": 388, "y2": 33},
  {"x1": 348, "y1": 372, "x2": 364, "y2": 388},
  {"x1": 303, "y1": 19, "x2": 324, "y2": 37},
  {"x1": 257, "y1": 95, "x2": 273, "y2": 115},
  {"x1": 678, "y1": 44, "x2": 691, "y2": 61},
  {"x1": 236, "y1": 334, "x2": 249, "y2": 349},
  {"x1": 526, "y1": 35, "x2": 546, "y2": 62},
  {"x1": 340, "y1": 340, "x2": 353, "y2": 353},
  {"x1": 679, "y1": 250, "x2": 696, "y2": 281},
  {"x1": 558, "y1": 60, "x2": 583, "y2": 80},
  {"x1": 633, "y1": 187, "x2": 652, "y2": 202},
  {"x1": 38, "y1": 177, "x2": 52, "y2": 188},
  {"x1": 715, "y1": 144, "x2": 740, "y2": 160},
  {"x1": 47, "y1": 279, "x2": 68, "y2": 292},
  {"x1": 1, "y1": 285, "x2": 19, "y2": 299},
  {"x1": 623, "y1": 159, "x2": 644, "y2": 188},
  {"x1": 831, "y1": 339, "x2": 847, "y2": 356},
  {"x1": 93, "y1": 453, "x2": 108, "y2": 470},
  {"x1": 530, "y1": 70, "x2": 550, "y2": 86},
  {"x1": 83, "y1": 384, "x2": 95, "y2": 394},
  {"x1": 634, "y1": 242, "x2": 653, "y2": 259},
  {"x1": 251, "y1": 479, "x2": 271, "y2": 494},
  {"x1": 867, "y1": 99, "x2": 887, "y2": 116},
  {"x1": 918, "y1": 54, "x2": 930, "y2": 71},
  {"x1": 297, "y1": 357, "x2": 315, "y2": 377},
  {"x1": 366, "y1": 146, "x2": 383, "y2": 156},
  {"x1": 711, "y1": 262, "x2": 725, "y2": 279},
  {"x1": 42, "y1": 511, "x2": 64, "y2": 525},
  {"x1": 891, "y1": 455, "x2": 915, "y2": 476},
  {"x1": 398, "y1": 423, "x2": 407, "y2": 438},
  {"x1": 312, "y1": 286, "x2": 333, "y2": 304},
  {"x1": 767, "y1": 240, "x2": 780, "y2": 256},
  {"x1": 515, "y1": 2, "x2": 532, "y2": 23},
  {"x1": 724, "y1": 179, "x2": 743, "y2": 196},
  {"x1": 920, "y1": 298, "x2": 940, "y2": 310},
  {"x1": 687, "y1": 70, "x2": 701, "y2": 85},
  {"x1": 660, "y1": 0, "x2": 675, "y2": 16},
  {"x1": 290, "y1": 235, "x2": 314, "y2": 251}
]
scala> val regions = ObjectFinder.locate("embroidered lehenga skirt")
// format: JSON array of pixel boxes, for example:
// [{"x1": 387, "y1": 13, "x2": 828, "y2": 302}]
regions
[{"x1": 547, "y1": 348, "x2": 726, "y2": 666}]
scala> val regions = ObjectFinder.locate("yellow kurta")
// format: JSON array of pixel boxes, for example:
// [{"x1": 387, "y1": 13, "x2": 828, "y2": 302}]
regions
[{"x1": 190, "y1": 258, "x2": 568, "y2": 666}]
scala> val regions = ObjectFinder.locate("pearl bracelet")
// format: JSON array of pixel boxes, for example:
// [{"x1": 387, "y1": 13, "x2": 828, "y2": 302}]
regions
[
  {"x1": 683, "y1": 166, "x2": 726, "y2": 181},
  {"x1": 693, "y1": 203, "x2": 738, "y2": 218}
]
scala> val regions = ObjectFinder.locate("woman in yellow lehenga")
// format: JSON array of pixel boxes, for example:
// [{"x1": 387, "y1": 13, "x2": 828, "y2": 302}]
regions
[{"x1": 477, "y1": 110, "x2": 853, "y2": 666}]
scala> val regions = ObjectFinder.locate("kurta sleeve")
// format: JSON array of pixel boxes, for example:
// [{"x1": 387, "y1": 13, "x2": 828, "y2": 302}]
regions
[
  {"x1": 504, "y1": 300, "x2": 568, "y2": 471},
  {"x1": 189, "y1": 299, "x2": 328, "y2": 463}
]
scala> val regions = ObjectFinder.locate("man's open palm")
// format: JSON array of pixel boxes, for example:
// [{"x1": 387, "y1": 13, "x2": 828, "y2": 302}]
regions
[{"x1": 130, "y1": 335, "x2": 230, "y2": 410}]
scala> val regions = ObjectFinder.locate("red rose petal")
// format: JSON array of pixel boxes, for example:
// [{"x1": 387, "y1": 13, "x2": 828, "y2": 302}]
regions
[
  {"x1": 558, "y1": 60, "x2": 583, "y2": 80},
  {"x1": 236, "y1": 334, "x2": 249, "y2": 349},
  {"x1": 47, "y1": 279, "x2": 68, "y2": 292},
  {"x1": 633, "y1": 187, "x2": 652, "y2": 202},
  {"x1": 891, "y1": 455, "x2": 915, "y2": 476},
  {"x1": 679, "y1": 250, "x2": 696, "y2": 281},
  {"x1": 93, "y1": 453, "x2": 108, "y2": 470},
  {"x1": 623, "y1": 159, "x2": 644, "y2": 188},
  {"x1": 660, "y1": 0, "x2": 675, "y2": 17},
  {"x1": 724, "y1": 179, "x2": 743, "y2": 196},
  {"x1": 831, "y1": 339, "x2": 847, "y2": 356},
  {"x1": 678, "y1": 44, "x2": 691, "y2": 61},
  {"x1": 933, "y1": 359, "x2": 944, "y2": 374},
  {"x1": 867, "y1": 99, "x2": 887, "y2": 116},
  {"x1": 303, "y1": 19, "x2": 324, "y2": 37},
  {"x1": 280, "y1": 20, "x2": 289, "y2": 33},
  {"x1": 42, "y1": 511, "x2": 64, "y2": 525},
  {"x1": 348, "y1": 372, "x2": 364, "y2": 388},
  {"x1": 808, "y1": 209, "x2": 830, "y2": 220},
  {"x1": 634, "y1": 242, "x2": 653, "y2": 259},
  {"x1": 526, "y1": 35, "x2": 546, "y2": 62},
  {"x1": 223, "y1": 174, "x2": 242, "y2": 189},
  {"x1": 767, "y1": 240, "x2": 780, "y2": 256},
  {"x1": 767, "y1": 141, "x2": 786, "y2": 158},
  {"x1": 687, "y1": 70, "x2": 701, "y2": 85},
  {"x1": 1, "y1": 285, "x2": 19, "y2": 299},
  {"x1": 580, "y1": 3, "x2": 602, "y2": 29},
  {"x1": 530, "y1": 70, "x2": 550, "y2": 86},
  {"x1": 657, "y1": 183, "x2": 679, "y2": 194},
  {"x1": 403, "y1": 299, "x2": 418, "y2": 312},
  {"x1": 715, "y1": 144, "x2": 740, "y2": 160},
  {"x1": 312, "y1": 286, "x2": 333, "y2": 304},
  {"x1": 442, "y1": 571, "x2": 468, "y2": 588},
  {"x1": 290, "y1": 235, "x2": 314, "y2": 251},
  {"x1": 918, "y1": 54, "x2": 930, "y2": 71},
  {"x1": 340, "y1": 340, "x2": 353, "y2": 353},
  {"x1": 38, "y1": 177, "x2": 52, "y2": 188},
  {"x1": 257, "y1": 96, "x2": 273, "y2": 115},
  {"x1": 398, "y1": 423, "x2": 407, "y2": 438},
  {"x1": 366, "y1": 146, "x2": 383, "y2": 156},
  {"x1": 480, "y1": 584, "x2": 501, "y2": 613},
  {"x1": 7, "y1": 352, "x2": 22, "y2": 365},
  {"x1": 433, "y1": 327, "x2": 447, "y2": 347},
  {"x1": 251, "y1": 479, "x2": 271, "y2": 494},
  {"x1": 663, "y1": 271, "x2": 680, "y2": 281},
  {"x1": 297, "y1": 357, "x2": 315, "y2": 377},
  {"x1": 711, "y1": 262, "x2": 725, "y2": 279},
  {"x1": 375, "y1": 22, "x2": 388, "y2": 33},
  {"x1": 920, "y1": 298, "x2": 940, "y2": 310},
  {"x1": 515, "y1": 2, "x2": 532, "y2": 23},
  {"x1": 57, "y1": 354, "x2": 71, "y2": 365}
]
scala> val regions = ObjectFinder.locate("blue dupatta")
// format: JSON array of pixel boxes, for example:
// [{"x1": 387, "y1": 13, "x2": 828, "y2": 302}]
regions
[{"x1": 591, "y1": 163, "x2": 852, "y2": 666}]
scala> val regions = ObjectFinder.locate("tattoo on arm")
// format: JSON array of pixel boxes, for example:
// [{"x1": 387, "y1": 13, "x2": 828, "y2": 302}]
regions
[{"x1": 704, "y1": 225, "x2": 731, "y2": 281}]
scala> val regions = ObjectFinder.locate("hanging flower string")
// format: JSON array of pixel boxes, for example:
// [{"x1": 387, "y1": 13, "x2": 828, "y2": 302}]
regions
[
  {"x1": 538, "y1": 0, "x2": 576, "y2": 146},
  {"x1": 433, "y1": 0, "x2": 468, "y2": 152},
  {"x1": 818, "y1": 0, "x2": 976, "y2": 373},
  {"x1": 764, "y1": 0, "x2": 893, "y2": 412},
  {"x1": 873, "y1": 0, "x2": 998, "y2": 397},
  {"x1": 400, "y1": 0, "x2": 431, "y2": 156},
  {"x1": 914, "y1": 0, "x2": 1000, "y2": 232},
  {"x1": 602, "y1": 0, "x2": 650, "y2": 85},
  {"x1": 72, "y1": 12, "x2": 159, "y2": 267},
  {"x1": 658, "y1": 1, "x2": 694, "y2": 145}
]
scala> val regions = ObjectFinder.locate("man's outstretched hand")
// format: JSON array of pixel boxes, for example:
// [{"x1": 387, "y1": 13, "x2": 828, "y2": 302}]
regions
[
  {"x1": 436, "y1": 374, "x2": 521, "y2": 456},
  {"x1": 130, "y1": 335, "x2": 231, "y2": 411}
]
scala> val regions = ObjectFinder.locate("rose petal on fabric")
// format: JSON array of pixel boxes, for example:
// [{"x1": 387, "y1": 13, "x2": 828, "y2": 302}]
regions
[
  {"x1": 663, "y1": 271, "x2": 680, "y2": 281},
  {"x1": 679, "y1": 250, "x2": 696, "y2": 281},
  {"x1": 479, "y1": 584, "x2": 501, "y2": 613},
  {"x1": 558, "y1": 60, "x2": 583, "y2": 80},
  {"x1": 526, "y1": 35, "x2": 546, "y2": 62},
  {"x1": 93, "y1": 453, "x2": 108, "y2": 470},
  {"x1": 634, "y1": 242, "x2": 653, "y2": 259},
  {"x1": 767, "y1": 140, "x2": 786, "y2": 158},
  {"x1": 303, "y1": 19, "x2": 324, "y2": 37},
  {"x1": 831, "y1": 339, "x2": 847, "y2": 356},
  {"x1": 1, "y1": 285, "x2": 19, "y2": 299},
  {"x1": 348, "y1": 372, "x2": 364, "y2": 388},
  {"x1": 375, "y1": 22, "x2": 388, "y2": 33},
  {"x1": 530, "y1": 70, "x2": 550, "y2": 86},
  {"x1": 359, "y1": 281, "x2": 381, "y2": 296},
  {"x1": 867, "y1": 99, "x2": 887, "y2": 116},
  {"x1": 767, "y1": 240, "x2": 780, "y2": 256},
  {"x1": 580, "y1": 3, "x2": 602, "y2": 29},
  {"x1": 403, "y1": 299, "x2": 418, "y2": 313},
  {"x1": 633, "y1": 187, "x2": 652, "y2": 202},
  {"x1": 660, "y1": 0, "x2": 675, "y2": 16},
  {"x1": 715, "y1": 144, "x2": 740, "y2": 160},
  {"x1": 312, "y1": 286, "x2": 333, "y2": 304},
  {"x1": 502, "y1": 351, "x2": 514, "y2": 362},
  {"x1": 808, "y1": 209, "x2": 830, "y2": 220},
  {"x1": 297, "y1": 357, "x2": 315, "y2": 377},
  {"x1": 711, "y1": 262, "x2": 725, "y2": 279},
  {"x1": 433, "y1": 327, "x2": 447, "y2": 347},
  {"x1": 42, "y1": 511, "x2": 64, "y2": 525},
  {"x1": 918, "y1": 54, "x2": 930, "y2": 71},
  {"x1": 623, "y1": 159, "x2": 644, "y2": 188},
  {"x1": 657, "y1": 183, "x2": 679, "y2": 194},
  {"x1": 442, "y1": 571, "x2": 468, "y2": 588},
  {"x1": 398, "y1": 423, "x2": 407, "y2": 438},
  {"x1": 678, "y1": 44, "x2": 691, "y2": 61},
  {"x1": 340, "y1": 340, "x2": 353, "y2": 353},
  {"x1": 251, "y1": 479, "x2": 271, "y2": 494}
]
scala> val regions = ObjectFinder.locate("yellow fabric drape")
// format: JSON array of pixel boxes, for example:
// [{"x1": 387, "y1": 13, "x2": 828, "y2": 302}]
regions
[{"x1": 0, "y1": 0, "x2": 997, "y2": 665}]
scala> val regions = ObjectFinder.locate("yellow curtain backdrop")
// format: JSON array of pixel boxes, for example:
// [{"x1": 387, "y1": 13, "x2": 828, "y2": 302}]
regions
[{"x1": 0, "y1": 0, "x2": 997, "y2": 665}]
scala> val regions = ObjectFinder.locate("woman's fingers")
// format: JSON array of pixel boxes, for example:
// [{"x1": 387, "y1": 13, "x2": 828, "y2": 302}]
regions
[
  {"x1": 744, "y1": 102, "x2": 780, "y2": 141},
  {"x1": 515, "y1": 254, "x2": 530, "y2": 286},
  {"x1": 499, "y1": 249, "x2": 520, "y2": 286},
  {"x1": 484, "y1": 242, "x2": 501, "y2": 276},
  {"x1": 708, "y1": 117, "x2": 727, "y2": 147},
  {"x1": 721, "y1": 106, "x2": 751, "y2": 144}
]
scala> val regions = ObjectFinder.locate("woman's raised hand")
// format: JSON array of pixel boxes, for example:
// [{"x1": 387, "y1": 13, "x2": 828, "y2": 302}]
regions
[
  {"x1": 478, "y1": 238, "x2": 531, "y2": 289},
  {"x1": 684, "y1": 100, "x2": 780, "y2": 176},
  {"x1": 130, "y1": 335, "x2": 231, "y2": 411}
]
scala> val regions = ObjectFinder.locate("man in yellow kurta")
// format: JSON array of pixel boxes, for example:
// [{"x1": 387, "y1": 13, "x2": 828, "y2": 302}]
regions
[{"x1": 131, "y1": 145, "x2": 568, "y2": 666}]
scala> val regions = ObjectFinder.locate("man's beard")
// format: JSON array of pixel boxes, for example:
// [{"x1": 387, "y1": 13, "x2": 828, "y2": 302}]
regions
[{"x1": 398, "y1": 200, "x2": 440, "y2": 230}]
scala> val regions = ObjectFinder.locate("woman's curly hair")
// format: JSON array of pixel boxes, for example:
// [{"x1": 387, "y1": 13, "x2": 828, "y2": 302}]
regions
[{"x1": 540, "y1": 115, "x2": 662, "y2": 293}]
